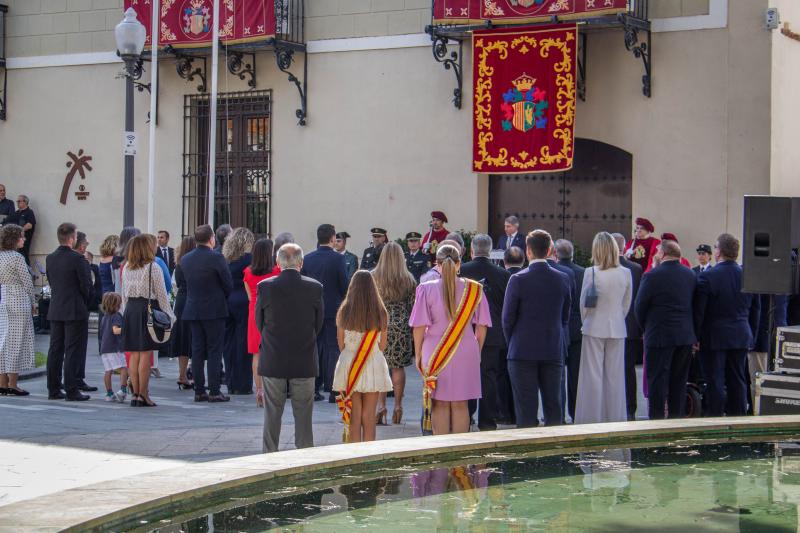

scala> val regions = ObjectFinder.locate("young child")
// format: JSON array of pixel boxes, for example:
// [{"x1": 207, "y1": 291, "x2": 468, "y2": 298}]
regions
[
  {"x1": 333, "y1": 271, "x2": 393, "y2": 443},
  {"x1": 99, "y1": 293, "x2": 129, "y2": 402}
]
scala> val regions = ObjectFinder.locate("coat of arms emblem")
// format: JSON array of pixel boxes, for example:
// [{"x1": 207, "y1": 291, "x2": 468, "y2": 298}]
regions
[
  {"x1": 182, "y1": 0, "x2": 211, "y2": 37},
  {"x1": 500, "y1": 73, "x2": 548, "y2": 133}
]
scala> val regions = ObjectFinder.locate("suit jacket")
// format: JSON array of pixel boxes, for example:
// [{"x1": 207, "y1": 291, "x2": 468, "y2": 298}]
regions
[
  {"x1": 256, "y1": 269, "x2": 324, "y2": 378},
  {"x1": 497, "y1": 233, "x2": 526, "y2": 251},
  {"x1": 502, "y1": 262, "x2": 571, "y2": 361},
  {"x1": 619, "y1": 256, "x2": 643, "y2": 338},
  {"x1": 180, "y1": 245, "x2": 233, "y2": 321},
  {"x1": 301, "y1": 245, "x2": 348, "y2": 320},
  {"x1": 156, "y1": 246, "x2": 176, "y2": 274},
  {"x1": 753, "y1": 294, "x2": 788, "y2": 353},
  {"x1": 547, "y1": 259, "x2": 576, "y2": 345},
  {"x1": 507, "y1": 266, "x2": 524, "y2": 276},
  {"x1": 634, "y1": 260, "x2": 697, "y2": 348},
  {"x1": 46, "y1": 245, "x2": 93, "y2": 321},
  {"x1": 558, "y1": 259, "x2": 585, "y2": 342},
  {"x1": 460, "y1": 257, "x2": 512, "y2": 348},
  {"x1": 693, "y1": 260, "x2": 760, "y2": 351},
  {"x1": 693, "y1": 264, "x2": 713, "y2": 276},
  {"x1": 580, "y1": 266, "x2": 633, "y2": 339},
  {"x1": 89, "y1": 263, "x2": 102, "y2": 310}
]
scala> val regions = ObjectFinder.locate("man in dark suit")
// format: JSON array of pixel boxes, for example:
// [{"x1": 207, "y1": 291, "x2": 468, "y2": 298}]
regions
[
  {"x1": 460, "y1": 234, "x2": 511, "y2": 430},
  {"x1": 613, "y1": 233, "x2": 644, "y2": 420},
  {"x1": 546, "y1": 244, "x2": 576, "y2": 420},
  {"x1": 7, "y1": 195, "x2": 36, "y2": 264},
  {"x1": 156, "y1": 230, "x2": 176, "y2": 275},
  {"x1": 46, "y1": 223, "x2": 94, "y2": 401},
  {"x1": 497, "y1": 245, "x2": 526, "y2": 423},
  {"x1": 302, "y1": 223, "x2": 348, "y2": 402},
  {"x1": 181, "y1": 224, "x2": 234, "y2": 402},
  {"x1": 555, "y1": 239, "x2": 585, "y2": 422},
  {"x1": 502, "y1": 230, "x2": 571, "y2": 427},
  {"x1": 504, "y1": 247, "x2": 525, "y2": 275},
  {"x1": 694, "y1": 233, "x2": 760, "y2": 417},
  {"x1": 497, "y1": 215, "x2": 526, "y2": 251},
  {"x1": 256, "y1": 243, "x2": 324, "y2": 452},
  {"x1": 634, "y1": 240, "x2": 697, "y2": 419}
]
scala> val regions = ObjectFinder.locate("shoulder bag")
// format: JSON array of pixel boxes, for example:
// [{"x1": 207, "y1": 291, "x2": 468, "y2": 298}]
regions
[
  {"x1": 147, "y1": 263, "x2": 172, "y2": 344},
  {"x1": 583, "y1": 267, "x2": 599, "y2": 309}
]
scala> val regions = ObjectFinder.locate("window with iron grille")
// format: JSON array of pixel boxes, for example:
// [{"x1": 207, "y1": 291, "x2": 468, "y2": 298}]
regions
[{"x1": 182, "y1": 90, "x2": 272, "y2": 238}]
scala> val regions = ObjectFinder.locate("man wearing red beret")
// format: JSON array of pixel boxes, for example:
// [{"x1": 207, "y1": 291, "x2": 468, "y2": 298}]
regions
[
  {"x1": 660, "y1": 233, "x2": 692, "y2": 269},
  {"x1": 422, "y1": 211, "x2": 450, "y2": 255},
  {"x1": 624, "y1": 217, "x2": 660, "y2": 272}
]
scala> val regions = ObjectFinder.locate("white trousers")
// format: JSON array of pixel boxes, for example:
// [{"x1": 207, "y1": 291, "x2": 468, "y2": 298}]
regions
[{"x1": 575, "y1": 335, "x2": 627, "y2": 424}]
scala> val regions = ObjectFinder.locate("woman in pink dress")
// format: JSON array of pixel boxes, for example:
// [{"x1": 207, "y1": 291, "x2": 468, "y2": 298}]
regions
[
  {"x1": 243, "y1": 238, "x2": 280, "y2": 407},
  {"x1": 409, "y1": 244, "x2": 491, "y2": 435}
]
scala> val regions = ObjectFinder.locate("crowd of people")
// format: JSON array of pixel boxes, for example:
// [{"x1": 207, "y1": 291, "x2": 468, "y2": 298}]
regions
[{"x1": 0, "y1": 208, "x2": 792, "y2": 455}]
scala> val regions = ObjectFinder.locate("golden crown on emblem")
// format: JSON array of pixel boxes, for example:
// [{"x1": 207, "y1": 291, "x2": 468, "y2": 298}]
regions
[
  {"x1": 512, "y1": 73, "x2": 536, "y2": 92},
  {"x1": 190, "y1": 0, "x2": 205, "y2": 9}
]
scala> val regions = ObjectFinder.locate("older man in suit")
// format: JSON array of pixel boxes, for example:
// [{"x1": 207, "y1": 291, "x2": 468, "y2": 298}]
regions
[
  {"x1": 497, "y1": 216, "x2": 526, "y2": 252},
  {"x1": 256, "y1": 243, "x2": 324, "y2": 452},
  {"x1": 613, "y1": 233, "x2": 644, "y2": 420},
  {"x1": 46, "y1": 223, "x2": 94, "y2": 401},
  {"x1": 503, "y1": 230, "x2": 571, "y2": 427},
  {"x1": 181, "y1": 224, "x2": 234, "y2": 402},
  {"x1": 460, "y1": 234, "x2": 511, "y2": 430},
  {"x1": 554, "y1": 239, "x2": 585, "y2": 422},
  {"x1": 694, "y1": 233, "x2": 760, "y2": 417},
  {"x1": 302, "y1": 224, "x2": 348, "y2": 402},
  {"x1": 635, "y1": 240, "x2": 697, "y2": 419}
]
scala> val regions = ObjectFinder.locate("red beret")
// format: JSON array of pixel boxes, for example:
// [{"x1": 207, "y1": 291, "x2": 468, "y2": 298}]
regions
[
  {"x1": 635, "y1": 217, "x2": 654, "y2": 233},
  {"x1": 431, "y1": 211, "x2": 448, "y2": 223},
  {"x1": 661, "y1": 232, "x2": 679, "y2": 243}
]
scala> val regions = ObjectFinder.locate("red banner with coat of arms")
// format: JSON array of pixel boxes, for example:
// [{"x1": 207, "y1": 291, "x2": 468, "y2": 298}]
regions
[
  {"x1": 124, "y1": 0, "x2": 276, "y2": 49},
  {"x1": 472, "y1": 24, "x2": 577, "y2": 174},
  {"x1": 434, "y1": 0, "x2": 627, "y2": 24}
]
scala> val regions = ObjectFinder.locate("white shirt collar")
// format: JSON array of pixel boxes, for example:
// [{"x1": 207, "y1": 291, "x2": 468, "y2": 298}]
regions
[{"x1": 531, "y1": 258, "x2": 548, "y2": 264}]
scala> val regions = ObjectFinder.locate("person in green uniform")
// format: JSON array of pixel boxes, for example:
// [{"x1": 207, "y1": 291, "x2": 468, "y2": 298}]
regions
[
  {"x1": 360, "y1": 228, "x2": 387, "y2": 271},
  {"x1": 404, "y1": 232, "x2": 432, "y2": 282},
  {"x1": 334, "y1": 232, "x2": 359, "y2": 281}
]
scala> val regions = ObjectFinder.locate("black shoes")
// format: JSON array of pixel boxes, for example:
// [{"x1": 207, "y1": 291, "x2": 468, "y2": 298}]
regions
[
  {"x1": 78, "y1": 383, "x2": 98, "y2": 392},
  {"x1": 328, "y1": 393, "x2": 337, "y2": 404},
  {"x1": 0, "y1": 387, "x2": 6, "y2": 396},
  {"x1": 66, "y1": 393, "x2": 90, "y2": 402},
  {"x1": 208, "y1": 393, "x2": 230, "y2": 403},
  {"x1": 314, "y1": 392, "x2": 324, "y2": 401},
  {"x1": 194, "y1": 392, "x2": 209, "y2": 402},
  {"x1": 48, "y1": 391, "x2": 67, "y2": 400},
  {"x1": 6, "y1": 388, "x2": 29, "y2": 396}
]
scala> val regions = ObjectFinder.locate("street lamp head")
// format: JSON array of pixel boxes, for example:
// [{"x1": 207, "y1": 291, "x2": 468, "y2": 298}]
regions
[{"x1": 115, "y1": 7, "x2": 146, "y2": 59}]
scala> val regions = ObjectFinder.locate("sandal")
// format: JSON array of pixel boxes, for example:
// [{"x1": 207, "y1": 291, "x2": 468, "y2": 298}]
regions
[{"x1": 392, "y1": 406, "x2": 403, "y2": 425}]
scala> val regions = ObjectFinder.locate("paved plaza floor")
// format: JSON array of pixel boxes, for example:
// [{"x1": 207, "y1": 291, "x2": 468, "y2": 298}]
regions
[{"x1": 0, "y1": 334, "x2": 647, "y2": 509}]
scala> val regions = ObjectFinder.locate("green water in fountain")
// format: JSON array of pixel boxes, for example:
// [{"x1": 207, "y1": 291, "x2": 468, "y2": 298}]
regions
[{"x1": 150, "y1": 440, "x2": 800, "y2": 532}]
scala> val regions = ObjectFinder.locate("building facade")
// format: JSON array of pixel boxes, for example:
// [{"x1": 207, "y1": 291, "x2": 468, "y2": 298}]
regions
[{"x1": 0, "y1": 0, "x2": 796, "y2": 264}]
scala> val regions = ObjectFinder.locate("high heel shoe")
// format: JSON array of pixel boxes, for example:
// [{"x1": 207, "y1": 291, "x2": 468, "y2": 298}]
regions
[
  {"x1": 0, "y1": 387, "x2": 7, "y2": 396},
  {"x1": 130, "y1": 395, "x2": 141, "y2": 407},
  {"x1": 392, "y1": 406, "x2": 403, "y2": 425},
  {"x1": 376, "y1": 407, "x2": 388, "y2": 425},
  {"x1": 140, "y1": 395, "x2": 157, "y2": 407},
  {"x1": 177, "y1": 381, "x2": 194, "y2": 390}
]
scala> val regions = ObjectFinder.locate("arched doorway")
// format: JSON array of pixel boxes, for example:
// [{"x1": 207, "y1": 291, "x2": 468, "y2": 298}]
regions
[{"x1": 488, "y1": 138, "x2": 633, "y2": 258}]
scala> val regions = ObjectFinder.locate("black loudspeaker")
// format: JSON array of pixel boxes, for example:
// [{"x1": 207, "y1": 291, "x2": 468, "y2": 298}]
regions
[{"x1": 742, "y1": 196, "x2": 800, "y2": 295}]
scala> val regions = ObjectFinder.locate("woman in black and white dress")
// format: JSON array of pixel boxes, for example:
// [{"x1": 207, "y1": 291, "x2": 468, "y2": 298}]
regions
[{"x1": 0, "y1": 224, "x2": 35, "y2": 396}]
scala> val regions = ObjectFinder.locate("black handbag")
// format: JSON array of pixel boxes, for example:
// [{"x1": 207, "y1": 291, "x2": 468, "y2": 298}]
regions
[
  {"x1": 147, "y1": 263, "x2": 172, "y2": 344},
  {"x1": 583, "y1": 267, "x2": 599, "y2": 309}
]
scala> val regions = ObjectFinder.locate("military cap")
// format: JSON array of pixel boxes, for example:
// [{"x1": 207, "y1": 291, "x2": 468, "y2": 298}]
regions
[
  {"x1": 406, "y1": 232, "x2": 422, "y2": 240},
  {"x1": 336, "y1": 232, "x2": 351, "y2": 240},
  {"x1": 371, "y1": 227, "x2": 387, "y2": 236},
  {"x1": 696, "y1": 244, "x2": 712, "y2": 254}
]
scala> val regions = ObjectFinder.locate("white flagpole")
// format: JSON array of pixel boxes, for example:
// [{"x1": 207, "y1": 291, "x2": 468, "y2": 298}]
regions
[
  {"x1": 146, "y1": 0, "x2": 159, "y2": 234},
  {"x1": 207, "y1": 0, "x2": 221, "y2": 228}
]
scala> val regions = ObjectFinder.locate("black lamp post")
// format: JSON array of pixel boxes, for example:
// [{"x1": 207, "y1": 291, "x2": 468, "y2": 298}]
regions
[{"x1": 115, "y1": 8, "x2": 146, "y2": 228}]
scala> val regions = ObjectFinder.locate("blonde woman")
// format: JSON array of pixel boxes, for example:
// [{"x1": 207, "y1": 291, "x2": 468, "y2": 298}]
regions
[
  {"x1": 409, "y1": 244, "x2": 491, "y2": 435},
  {"x1": 575, "y1": 231, "x2": 633, "y2": 424},
  {"x1": 222, "y1": 227, "x2": 255, "y2": 394},
  {"x1": 372, "y1": 242, "x2": 417, "y2": 424}
]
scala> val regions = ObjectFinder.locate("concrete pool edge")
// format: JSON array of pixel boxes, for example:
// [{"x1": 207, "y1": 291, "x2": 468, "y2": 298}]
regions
[{"x1": 3, "y1": 416, "x2": 800, "y2": 532}]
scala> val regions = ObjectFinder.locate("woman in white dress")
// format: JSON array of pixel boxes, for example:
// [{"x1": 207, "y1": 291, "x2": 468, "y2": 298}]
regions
[
  {"x1": 333, "y1": 271, "x2": 392, "y2": 443},
  {"x1": 575, "y1": 231, "x2": 633, "y2": 424},
  {"x1": 0, "y1": 224, "x2": 36, "y2": 396}
]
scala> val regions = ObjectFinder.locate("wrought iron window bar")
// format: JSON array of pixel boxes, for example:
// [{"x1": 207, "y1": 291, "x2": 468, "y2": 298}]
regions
[
  {"x1": 0, "y1": 4, "x2": 7, "y2": 121},
  {"x1": 425, "y1": 0, "x2": 651, "y2": 108}
]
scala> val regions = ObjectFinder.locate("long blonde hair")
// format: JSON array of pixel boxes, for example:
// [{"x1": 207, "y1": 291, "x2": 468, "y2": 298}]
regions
[
  {"x1": 222, "y1": 227, "x2": 255, "y2": 263},
  {"x1": 591, "y1": 231, "x2": 620, "y2": 270},
  {"x1": 437, "y1": 244, "x2": 462, "y2": 320},
  {"x1": 373, "y1": 242, "x2": 416, "y2": 303},
  {"x1": 336, "y1": 271, "x2": 388, "y2": 332}
]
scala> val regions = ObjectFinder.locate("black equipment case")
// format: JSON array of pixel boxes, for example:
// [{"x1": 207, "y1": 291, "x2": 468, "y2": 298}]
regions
[
  {"x1": 755, "y1": 372, "x2": 800, "y2": 415},
  {"x1": 776, "y1": 326, "x2": 800, "y2": 375}
]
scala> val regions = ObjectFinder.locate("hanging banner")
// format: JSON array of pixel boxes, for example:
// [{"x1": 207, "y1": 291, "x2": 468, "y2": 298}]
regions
[
  {"x1": 434, "y1": 0, "x2": 627, "y2": 24},
  {"x1": 124, "y1": 0, "x2": 276, "y2": 49},
  {"x1": 472, "y1": 24, "x2": 577, "y2": 174}
]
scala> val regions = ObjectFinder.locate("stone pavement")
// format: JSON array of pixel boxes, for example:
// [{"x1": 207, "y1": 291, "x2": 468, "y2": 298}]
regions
[{"x1": 0, "y1": 334, "x2": 648, "y2": 509}]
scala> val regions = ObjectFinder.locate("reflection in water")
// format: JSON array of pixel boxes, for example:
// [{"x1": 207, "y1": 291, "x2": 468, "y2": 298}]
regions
[{"x1": 154, "y1": 441, "x2": 800, "y2": 532}]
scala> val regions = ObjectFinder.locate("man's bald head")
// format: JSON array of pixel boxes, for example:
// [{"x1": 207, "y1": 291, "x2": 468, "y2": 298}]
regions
[{"x1": 659, "y1": 240, "x2": 682, "y2": 260}]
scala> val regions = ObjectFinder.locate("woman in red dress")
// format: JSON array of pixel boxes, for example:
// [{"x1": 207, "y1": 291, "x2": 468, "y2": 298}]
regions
[{"x1": 243, "y1": 238, "x2": 280, "y2": 407}]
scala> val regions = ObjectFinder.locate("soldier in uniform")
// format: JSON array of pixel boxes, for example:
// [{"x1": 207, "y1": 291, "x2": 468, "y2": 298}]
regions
[
  {"x1": 360, "y1": 228, "x2": 388, "y2": 271},
  {"x1": 334, "y1": 231, "x2": 359, "y2": 281},
  {"x1": 404, "y1": 232, "x2": 432, "y2": 282}
]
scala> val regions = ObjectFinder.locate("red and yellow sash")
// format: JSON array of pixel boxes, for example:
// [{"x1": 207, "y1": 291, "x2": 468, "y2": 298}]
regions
[
  {"x1": 336, "y1": 330, "x2": 379, "y2": 442},
  {"x1": 422, "y1": 279, "x2": 483, "y2": 433}
]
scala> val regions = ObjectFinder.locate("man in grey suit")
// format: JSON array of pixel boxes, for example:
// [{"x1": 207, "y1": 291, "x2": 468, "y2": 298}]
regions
[{"x1": 255, "y1": 243, "x2": 324, "y2": 453}]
